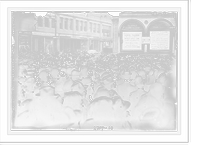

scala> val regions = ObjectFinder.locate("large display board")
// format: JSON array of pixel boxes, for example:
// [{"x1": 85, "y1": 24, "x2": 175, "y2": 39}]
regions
[
  {"x1": 150, "y1": 31, "x2": 170, "y2": 50},
  {"x1": 122, "y1": 32, "x2": 142, "y2": 50}
]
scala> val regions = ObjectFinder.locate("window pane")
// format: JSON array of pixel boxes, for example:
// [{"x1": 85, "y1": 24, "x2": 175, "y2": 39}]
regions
[
  {"x1": 65, "y1": 18, "x2": 68, "y2": 29},
  {"x1": 44, "y1": 17, "x2": 50, "y2": 27},
  {"x1": 84, "y1": 21, "x2": 87, "y2": 31},
  {"x1": 76, "y1": 20, "x2": 79, "y2": 31},
  {"x1": 102, "y1": 25, "x2": 111, "y2": 37},
  {"x1": 90, "y1": 22, "x2": 92, "y2": 32},
  {"x1": 37, "y1": 16, "x2": 43, "y2": 27},
  {"x1": 51, "y1": 18, "x2": 55, "y2": 28},
  {"x1": 93, "y1": 23, "x2": 96, "y2": 32},
  {"x1": 97, "y1": 24, "x2": 100, "y2": 33},
  {"x1": 80, "y1": 21, "x2": 83, "y2": 31},
  {"x1": 70, "y1": 19, "x2": 73, "y2": 30},
  {"x1": 60, "y1": 17, "x2": 63, "y2": 29}
]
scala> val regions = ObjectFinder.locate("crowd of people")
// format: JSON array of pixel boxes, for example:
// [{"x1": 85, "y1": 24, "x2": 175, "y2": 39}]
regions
[{"x1": 14, "y1": 50, "x2": 177, "y2": 130}]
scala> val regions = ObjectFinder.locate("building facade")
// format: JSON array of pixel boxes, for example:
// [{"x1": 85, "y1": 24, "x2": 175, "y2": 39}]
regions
[
  {"x1": 113, "y1": 12, "x2": 178, "y2": 54},
  {"x1": 15, "y1": 12, "x2": 114, "y2": 55},
  {"x1": 13, "y1": 11, "x2": 177, "y2": 55}
]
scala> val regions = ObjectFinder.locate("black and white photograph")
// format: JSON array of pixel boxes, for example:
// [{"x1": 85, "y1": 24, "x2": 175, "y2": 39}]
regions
[
  {"x1": 11, "y1": 10, "x2": 178, "y2": 131},
  {"x1": 0, "y1": 0, "x2": 190, "y2": 144}
]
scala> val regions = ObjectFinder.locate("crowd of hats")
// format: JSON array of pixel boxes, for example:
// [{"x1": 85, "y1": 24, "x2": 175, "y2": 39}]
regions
[{"x1": 14, "y1": 51, "x2": 176, "y2": 129}]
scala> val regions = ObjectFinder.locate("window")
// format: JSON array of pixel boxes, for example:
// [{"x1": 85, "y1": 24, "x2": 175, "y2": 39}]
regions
[
  {"x1": 44, "y1": 17, "x2": 50, "y2": 27},
  {"x1": 76, "y1": 20, "x2": 79, "y2": 31},
  {"x1": 37, "y1": 16, "x2": 43, "y2": 27},
  {"x1": 80, "y1": 21, "x2": 83, "y2": 31},
  {"x1": 90, "y1": 22, "x2": 92, "y2": 32},
  {"x1": 51, "y1": 19, "x2": 56, "y2": 28},
  {"x1": 102, "y1": 25, "x2": 112, "y2": 37},
  {"x1": 97, "y1": 24, "x2": 100, "y2": 33},
  {"x1": 60, "y1": 17, "x2": 63, "y2": 29},
  {"x1": 65, "y1": 18, "x2": 68, "y2": 29},
  {"x1": 93, "y1": 23, "x2": 96, "y2": 33},
  {"x1": 70, "y1": 19, "x2": 73, "y2": 30},
  {"x1": 84, "y1": 21, "x2": 87, "y2": 31},
  {"x1": 108, "y1": 26, "x2": 112, "y2": 37}
]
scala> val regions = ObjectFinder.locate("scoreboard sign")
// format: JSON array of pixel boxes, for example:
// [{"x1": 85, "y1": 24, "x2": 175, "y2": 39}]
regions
[
  {"x1": 150, "y1": 31, "x2": 170, "y2": 50},
  {"x1": 122, "y1": 32, "x2": 142, "y2": 50}
]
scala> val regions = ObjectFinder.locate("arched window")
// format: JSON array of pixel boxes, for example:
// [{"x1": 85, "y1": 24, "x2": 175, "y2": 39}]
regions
[
  {"x1": 120, "y1": 19, "x2": 145, "y2": 52},
  {"x1": 147, "y1": 19, "x2": 174, "y2": 52},
  {"x1": 37, "y1": 16, "x2": 43, "y2": 27}
]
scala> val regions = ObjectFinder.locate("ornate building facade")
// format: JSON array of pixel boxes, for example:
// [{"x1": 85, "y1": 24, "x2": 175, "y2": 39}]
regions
[
  {"x1": 13, "y1": 11, "x2": 177, "y2": 55},
  {"x1": 113, "y1": 12, "x2": 177, "y2": 54},
  {"x1": 15, "y1": 12, "x2": 113, "y2": 55}
]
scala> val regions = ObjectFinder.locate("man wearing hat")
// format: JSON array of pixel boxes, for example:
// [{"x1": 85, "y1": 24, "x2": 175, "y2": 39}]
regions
[
  {"x1": 71, "y1": 68, "x2": 80, "y2": 82},
  {"x1": 51, "y1": 68, "x2": 66, "y2": 96},
  {"x1": 39, "y1": 70, "x2": 51, "y2": 87},
  {"x1": 129, "y1": 76, "x2": 146, "y2": 114},
  {"x1": 81, "y1": 77, "x2": 94, "y2": 101},
  {"x1": 94, "y1": 74, "x2": 119, "y2": 98},
  {"x1": 35, "y1": 86, "x2": 62, "y2": 103},
  {"x1": 112, "y1": 96, "x2": 132, "y2": 130},
  {"x1": 117, "y1": 70, "x2": 136, "y2": 101}
]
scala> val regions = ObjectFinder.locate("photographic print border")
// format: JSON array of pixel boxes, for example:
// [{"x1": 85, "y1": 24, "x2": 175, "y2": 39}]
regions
[{"x1": 1, "y1": 2, "x2": 189, "y2": 143}]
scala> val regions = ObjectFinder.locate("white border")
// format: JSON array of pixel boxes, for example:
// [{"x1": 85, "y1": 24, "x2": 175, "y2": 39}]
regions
[{"x1": 0, "y1": 1, "x2": 189, "y2": 143}]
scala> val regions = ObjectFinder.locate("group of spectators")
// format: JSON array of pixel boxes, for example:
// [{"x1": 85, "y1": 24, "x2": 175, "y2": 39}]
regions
[{"x1": 15, "y1": 51, "x2": 176, "y2": 130}]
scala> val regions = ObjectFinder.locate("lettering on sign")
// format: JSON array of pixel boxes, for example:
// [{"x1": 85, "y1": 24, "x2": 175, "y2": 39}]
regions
[
  {"x1": 150, "y1": 31, "x2": 170, "y2": 50},
  {"x1": 122, "y1": 32, "x2": 142, "y2": 50}
]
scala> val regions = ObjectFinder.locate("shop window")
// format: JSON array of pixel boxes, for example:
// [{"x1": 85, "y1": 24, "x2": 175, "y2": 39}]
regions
[
  {"x1": 38, "y1": 17, "x2": 43, "y2": 27},
  {"x1": 65, "y1": 18, "x2": 68, "y2": 29},
  {"x1": 60, "y1": 17, "x2": 63, "y2": 29},
  {"x1": 76, "y1": 20, "x2": 79, "y2": 31},
  {"x1": 51, "y1": 19, "x2": 56, "y2": 28},
  {"x1": 45, "y1": 18, "x2": 49, "y2": 27},
  {"x1": 70, "y1": 19, "x2": 74, "y2": 30}
]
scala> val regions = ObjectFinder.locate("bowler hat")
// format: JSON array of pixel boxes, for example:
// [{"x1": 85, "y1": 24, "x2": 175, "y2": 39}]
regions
[
  {"x1": 122, "y1": 70, "x2": 131, "y2": 80},
  {"x1": 112, "y1": 96, "x2": 131, "y2": 111},
  {"x1": 135, "y1": 76, "x2": 144, "y2": 86},
  {"x1": 81, "y1": 77, "x2": 93, "y2": 85},
  {"x1": 89, "y1": 96, "x2": 114, "y2": 121},
  {"x1": 71, "y1": 81, "x2": 85, "y2": 93},
  {"x1": 100, "y1": 71, "x2": 109, "y2": 80},
  {"x1": 36, "y1": 86, "x2": 59, "y2": 96},
  {"x1": 80, "y1": 65, "x2": 89, "y2": 76},
  {"x1": 39, "y1": 70, "x2": 48, "y2": 80},
  {"x1": 27, "y1": 70, "x2": 36, "y2": 76},
  {"x1": 102, "y1": 75, "x2": 117, "y2": 84},
  {"x1": 71, "y1": 69, "x2": 80, "y2": 77},
  {"x1": 51, "y1": 68, "x2": 60, "y2": 78}
]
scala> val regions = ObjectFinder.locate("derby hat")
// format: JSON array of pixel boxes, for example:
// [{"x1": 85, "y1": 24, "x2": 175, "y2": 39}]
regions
[
  {"x1": 102, "y1": 74, "x2": 117, "y2": 84},
  {"x1": 122, "y1": 70, "x2": 131, "y2": 80},
  {"x1": 36, "y1": 86, "x2": 59, "y2": 96},
  {"x1": 111, "y1": 96, "x2": 131, "y2": 111}
]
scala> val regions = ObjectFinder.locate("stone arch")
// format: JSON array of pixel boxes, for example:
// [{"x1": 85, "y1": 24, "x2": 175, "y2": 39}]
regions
[
  {"x1": 119, "y1": 19, "x2": 145, "y2": 52},
  {"x1": 147, "y1": 18, "x2": 174, "y2": 52},
  {"x1": 147, "y1": 19, "x2": 173, "y2": 33},
  {"x1": 119, "y1": 19, "x2": 145, "y2": 33}
]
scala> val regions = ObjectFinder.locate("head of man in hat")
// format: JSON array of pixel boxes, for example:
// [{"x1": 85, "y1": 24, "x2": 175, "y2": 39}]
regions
[
  {"x1": 112, "y1": 96, "x2": 131, "y2": 121},
  {"x1": 81, "y1": 77, "x2": 94, "y2": 96},
  {"x1": 71, "y1": 68, "x2": 80, "y2": 81},
  {"x1": 35, "y1": 86, "x2": 62, "y2": 103},
  {"x1": 71, "y1": 81, "x2": 87, "y2": 97},
  {"x1": 122, "y1": 69, "x2": 131, "y2": 80},
  {"x1": 102, "y1": 74, "x2": 117, "y2": 90}
]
